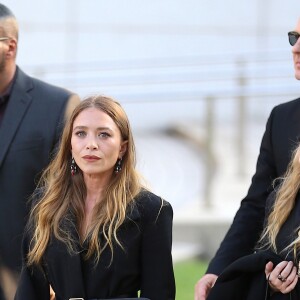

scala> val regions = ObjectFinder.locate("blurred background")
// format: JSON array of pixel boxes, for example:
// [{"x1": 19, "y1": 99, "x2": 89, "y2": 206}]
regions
[{"x1": 3, "y1": 0, "x2": 300, "y2": 298}]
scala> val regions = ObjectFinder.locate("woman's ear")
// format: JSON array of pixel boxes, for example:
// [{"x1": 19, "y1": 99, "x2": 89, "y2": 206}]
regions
[{"x1": 119, "y1": 141, "x2": 128, "y2": 158}]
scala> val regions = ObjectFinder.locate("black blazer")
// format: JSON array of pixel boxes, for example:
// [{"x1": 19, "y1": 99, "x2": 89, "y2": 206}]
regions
[
  {"x1": 15, "y1": 191, "x2": 176, "y2": 300},
  {"x1": 0, "y1": 67, "x2": 77, "y2": 272},
  {"x1": 207, "y1": 250, "x2": 300, "y2": 300},
  {"x1": 207, "y1": 98, "x2": 300, "y2": 275},
  {"x1": 207, "y1": 191, "x2": 300, "y2": 300}
]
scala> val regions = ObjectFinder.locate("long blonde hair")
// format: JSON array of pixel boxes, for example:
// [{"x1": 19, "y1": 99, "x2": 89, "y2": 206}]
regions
[
  {"x1": 27, "y1": 96, "x2": 143, "y2": 265},
  {"x1": 259, "y1": 145, "x2": 300, "y2": 254}
]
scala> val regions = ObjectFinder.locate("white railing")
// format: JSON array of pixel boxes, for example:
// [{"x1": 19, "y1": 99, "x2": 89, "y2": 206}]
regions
[{"x1": 23, "y1": 50, "x2": 300, "y2": 207}]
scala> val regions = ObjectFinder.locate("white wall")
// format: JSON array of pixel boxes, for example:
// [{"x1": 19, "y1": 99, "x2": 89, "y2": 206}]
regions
[{"x1": 1, "y1": 0, "x2": 299, "y2": 67}]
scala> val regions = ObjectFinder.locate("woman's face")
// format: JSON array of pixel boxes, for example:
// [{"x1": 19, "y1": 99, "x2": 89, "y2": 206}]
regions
[{"x1": 71, "y1": 107, "x2": 127, "y2": 178}]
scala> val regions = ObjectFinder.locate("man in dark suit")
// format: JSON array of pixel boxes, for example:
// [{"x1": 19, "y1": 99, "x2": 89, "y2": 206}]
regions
[
  {"x1": 0, "y1": 4, "x2": 80, "y2": 300},
  {"x1": 195, "y1": 18, "x2": 300, "y2": 300}
]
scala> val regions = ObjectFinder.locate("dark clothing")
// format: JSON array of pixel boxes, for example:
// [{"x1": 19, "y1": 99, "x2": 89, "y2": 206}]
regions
[
  {"x1": 207, "y1": 190, "x2": 300, "y2": 299},
  {"x1": 15, "y1": 191, "x2": 175, "y2": 300},
  {"x1": 266, "y1": 191, "x2": 300, "y2": 259},
  {"x1": 0, "y1": 287, "x2": 5, "y2": 300},
  {"x1": 207, "y1": 98, "x2": 300, "y2": 275},
  {"x1": 0, "y1": 66, "x2": 75, "y2": 272},
  {"x1": 0, "y1": 94, "x2": 9, "y2": 125},
  {"x1": 207, "y1": 250, "x2": 300, "y2": 300},
  {"x1": 0, "y1": 68, "x2": 16, "y2": 125}
]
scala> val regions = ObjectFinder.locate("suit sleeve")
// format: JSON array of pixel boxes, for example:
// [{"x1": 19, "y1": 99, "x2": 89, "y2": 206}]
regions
[
  {"x1": 207, "y1": 106, "x2": 278, "y2": 275},
  {"x1": 139, "y1": 198, "x2": 176, "y2": 300},
  {"x1": 14, "y1": 230, "x2": 50, "y2": 300}
]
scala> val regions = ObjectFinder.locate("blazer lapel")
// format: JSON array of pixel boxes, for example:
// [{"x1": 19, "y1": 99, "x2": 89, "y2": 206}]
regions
[
  {"x1": 63, "y1": 245, "x2": 87, "y2": 298},
  {"x1": 68, "y1": 219, "x2": 87, "y2": 297},
  {"x1": 0, "y1": 68, "x2": 33, "y2": 168},
  {"x1": 55, "y1": 211, "x2": 87, "y2": 298}
]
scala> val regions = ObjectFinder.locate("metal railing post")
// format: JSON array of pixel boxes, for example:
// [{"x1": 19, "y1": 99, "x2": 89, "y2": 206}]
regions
[
  {"x1": 236, "y1": 59, "x2": 247, "y2": 177},
  {"x1": 204, "y1": 95, "x2": 216, "y2": 208}
]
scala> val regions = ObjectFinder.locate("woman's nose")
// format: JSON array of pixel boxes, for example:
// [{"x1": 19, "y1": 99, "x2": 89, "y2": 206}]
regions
[{"x1": 86, "y1": 138, "x2": 98, "y2": 149}]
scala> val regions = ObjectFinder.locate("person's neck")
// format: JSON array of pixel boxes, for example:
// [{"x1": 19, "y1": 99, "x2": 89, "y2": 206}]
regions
[
  {"x1": 84, "y1": 173, "x2": 111, "y2": 203},
  {"x1": 80, "y1": 174, "x2": 112, "y2": 239},
  {"x1": 0, "y1": 64, "x2": 16, "y2": 95}
]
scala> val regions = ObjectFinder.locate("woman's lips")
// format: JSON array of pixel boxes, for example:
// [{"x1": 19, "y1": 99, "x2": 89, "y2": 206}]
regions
[{"x1": 83, "y1": 155, "x2": 100, "y2": 161}]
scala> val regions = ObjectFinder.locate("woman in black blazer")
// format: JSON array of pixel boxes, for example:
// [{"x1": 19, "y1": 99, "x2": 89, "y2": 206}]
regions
[
  {"x1": 207, "y1": 144, "x2": 300, "y2": 300},
  {"x1": 258, "y1": 145, "x2": 300, "y2": 298},
  {"x1": 14, "y1": 96, "x2": 175, "y2": 300}
]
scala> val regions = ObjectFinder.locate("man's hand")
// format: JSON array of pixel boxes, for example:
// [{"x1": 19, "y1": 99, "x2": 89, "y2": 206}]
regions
[{"x1": 194, "y1": 273, "x2": 218, "y2": 300}]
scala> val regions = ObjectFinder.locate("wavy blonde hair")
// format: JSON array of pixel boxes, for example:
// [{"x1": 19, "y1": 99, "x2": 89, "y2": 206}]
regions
[
  {"x1": 27, "y1": 95, "x2": 143, "y2": 266},
  {"x1": 259, "y1": 144, "x2": 300, "y2": 254}
]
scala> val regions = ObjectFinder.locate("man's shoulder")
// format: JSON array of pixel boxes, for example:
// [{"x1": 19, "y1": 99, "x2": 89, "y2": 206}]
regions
[
  {"x1": 17, "y1": 67, "x2": 73, "y2": 101},
  {"x1": 31, "y1": 76, "x2": 72, "y2": 99},
  {"x1": 268, "y1": 97, "x2": 300, "y2": 140},
  {"x1": 273, "y1": 97, "x2": 300, "y2": 113}
]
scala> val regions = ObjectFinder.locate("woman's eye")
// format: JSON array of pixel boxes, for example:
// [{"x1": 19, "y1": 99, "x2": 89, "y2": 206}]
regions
[
  {"x1": 75, "y1": 131, "x2": 86, "y2": 137},
  {"x1": 99, "y1": 132, "x2": 110, "y2": 138}
]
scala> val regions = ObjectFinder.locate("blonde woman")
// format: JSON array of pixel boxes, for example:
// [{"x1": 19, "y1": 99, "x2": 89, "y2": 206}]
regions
[
  {"x1": 15, "y1": 96, "x2": 175, "y2": 300},
  {"x1": 260, "y1": 145, "x2": 300, "y2": 298},
  {"x1": 206, "y1": 146, "x2": 300, "y2": 300}
]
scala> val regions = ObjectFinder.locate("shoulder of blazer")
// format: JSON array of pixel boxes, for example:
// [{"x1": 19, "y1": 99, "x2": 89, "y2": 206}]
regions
[
  {"x1": 16, "y1": 66, "x2": 72, "y2": 103},
  {"x1": 132, "y1": 189, "x2": 173, "y2": 223},
  {"x1": 271, "y1": 97, "x2": 300, "y2": 117},
  {"x1": 269, "y1": 97, "x2": 300, "y2": 148}
]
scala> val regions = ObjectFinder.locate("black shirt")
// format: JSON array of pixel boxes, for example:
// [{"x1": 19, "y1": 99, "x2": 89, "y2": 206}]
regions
[{"x1": 0, "y1": 69, "x2": 17, "y2": 126}]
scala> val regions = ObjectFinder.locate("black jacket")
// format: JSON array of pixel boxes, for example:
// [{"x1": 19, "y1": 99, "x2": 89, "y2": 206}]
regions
[
  {"x1": 207, "y1": 250, "x2": 300, "y2": 300},
  {"x1": 15, "y1": 191, "x2": 175, "y2": 300},
  {"x1": 208, "y1": 98, "x2": 300, "y2": 274},
  {"x1": 0, "y1": 67, "x2": 76, "y2": 271}
]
